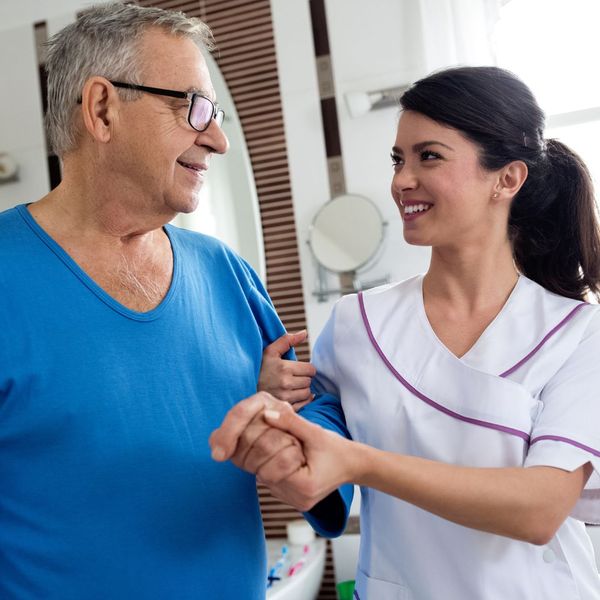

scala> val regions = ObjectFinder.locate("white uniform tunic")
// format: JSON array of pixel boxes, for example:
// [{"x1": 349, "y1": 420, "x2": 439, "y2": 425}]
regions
[{"x1": 312, "y1": 274, "x2": 600, "y2": 600}]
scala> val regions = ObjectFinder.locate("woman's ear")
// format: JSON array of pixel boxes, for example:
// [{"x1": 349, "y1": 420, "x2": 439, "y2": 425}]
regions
[
  {"x1": 495, "y1": 160, "x2": 528, "y2": 200},
  {"x1": 80, "y1": 77, "x2": 119, "y2": 144}
]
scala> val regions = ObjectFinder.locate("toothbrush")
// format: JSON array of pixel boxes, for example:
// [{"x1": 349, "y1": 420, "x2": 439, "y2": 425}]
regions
[
  {"x1": 267, "y1": 545, "x2": 288, "y2": 588},
  {"x1": 287, "y1": 544, "x2": 311, "y2": 577}
]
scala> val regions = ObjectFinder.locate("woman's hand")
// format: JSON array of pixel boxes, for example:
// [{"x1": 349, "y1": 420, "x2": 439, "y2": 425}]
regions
[
  {"x1": 261, "y1": 405, "x2": 593, "y2": 543},
  {"x1": 258, "y1": 331, "x2": 317, "y2": 410},
  {"x1": 259, "y1": 406, "x2": 357, "y2": 511},
  {"x1": 209, "y1": 393, "x2": 355, "y2": 509},
  {"x1": 212, "y1": 393, "x2": 594, "y2": 543},
  {"x1": 209, "y1": 392, "x2": 307, "y2": 484}
]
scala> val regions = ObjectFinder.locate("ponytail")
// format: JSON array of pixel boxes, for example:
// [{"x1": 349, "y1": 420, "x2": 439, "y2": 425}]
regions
[
  {"x1": 400, "y1": 67, "x2": 600, "y2": 302},
  {"x1": 509, "y1": 139, "x2": 600, "y2": 302}
]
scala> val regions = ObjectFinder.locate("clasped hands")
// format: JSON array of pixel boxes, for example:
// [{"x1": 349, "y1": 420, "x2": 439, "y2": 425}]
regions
[
  {"x1": 209, "y1": 332, "x2": 353, "y2": 512},
  {"x1": 209, "y1": 391, "x2": 351, "y2": 512}
]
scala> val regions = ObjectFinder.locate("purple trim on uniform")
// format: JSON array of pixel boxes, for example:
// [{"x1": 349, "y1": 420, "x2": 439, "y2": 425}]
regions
[
  {"x1": 353, "y1": 591, "x2": 360, "y2": 600},
  {"x1": 531, "y1": 435, "x2": 600, "y2": 457},
  {"x1": 357, "y1": 292, "x2": 530, "y2": 443},
  {"x1": 499, "y1": 303, "x2": 587, "y2": 377}
]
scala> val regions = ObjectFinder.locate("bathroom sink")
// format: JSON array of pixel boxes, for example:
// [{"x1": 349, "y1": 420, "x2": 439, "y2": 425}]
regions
[{"x1": 266, "y1": 537, "x2": 326, "y2": 600}]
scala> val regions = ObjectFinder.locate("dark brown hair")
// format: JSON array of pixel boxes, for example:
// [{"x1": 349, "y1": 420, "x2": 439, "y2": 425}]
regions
[{"x1": 400, "y1": 66, "x2": 600, "y2": 301}]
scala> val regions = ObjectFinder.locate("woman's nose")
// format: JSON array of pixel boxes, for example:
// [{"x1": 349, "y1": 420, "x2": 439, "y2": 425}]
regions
[{"x1": 391, "y1": 165, "x2": 418, "y2": 195}]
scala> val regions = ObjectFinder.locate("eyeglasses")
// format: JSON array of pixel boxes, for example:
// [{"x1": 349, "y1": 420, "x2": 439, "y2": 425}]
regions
[{"x1": 109, "y1": 81, "x2": 225, "y2": 132}]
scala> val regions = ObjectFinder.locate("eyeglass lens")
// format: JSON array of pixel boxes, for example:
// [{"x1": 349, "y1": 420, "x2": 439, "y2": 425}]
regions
[{"x1": 190, "y1": 96, "x2": 224, "y2": 131}]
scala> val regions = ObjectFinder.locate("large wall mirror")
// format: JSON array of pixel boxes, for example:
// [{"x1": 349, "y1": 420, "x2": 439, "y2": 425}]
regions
[{"x1": 171, "y1": 51, "x2": 266, "y2": 281}]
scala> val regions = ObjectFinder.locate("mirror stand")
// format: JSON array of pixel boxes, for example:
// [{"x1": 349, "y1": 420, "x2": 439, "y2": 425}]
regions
[
  {"x1": 308, "y1": 193, "x2": 389, "y2": 302},
  {"x1": 312, "y1": 261, "x2": 389, "y2": 302}
]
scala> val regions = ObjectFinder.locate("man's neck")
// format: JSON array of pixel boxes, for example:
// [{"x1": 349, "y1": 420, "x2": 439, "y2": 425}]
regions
[
  {"x1": 29, "y1": 174, "x2": 173, "y2": 249},
  {"x1": 28, "y1": 182, "x2": 175, "y2": 312}
]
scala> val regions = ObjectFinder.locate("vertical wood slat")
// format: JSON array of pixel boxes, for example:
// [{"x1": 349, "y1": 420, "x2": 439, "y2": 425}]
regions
[{"x1": 137, "y1": 2, "x2": 336, "y2": 599}]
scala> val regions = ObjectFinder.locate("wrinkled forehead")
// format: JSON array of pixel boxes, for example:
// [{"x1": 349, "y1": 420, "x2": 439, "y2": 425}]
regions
[{"x1": 137, "y1": 28, "x2": 216, "y2": 100}]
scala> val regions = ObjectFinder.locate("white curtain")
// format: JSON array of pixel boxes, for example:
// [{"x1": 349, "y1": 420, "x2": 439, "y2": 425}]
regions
[{"x1": 415, "y1": 0, "x2": 507, "y2": 74}]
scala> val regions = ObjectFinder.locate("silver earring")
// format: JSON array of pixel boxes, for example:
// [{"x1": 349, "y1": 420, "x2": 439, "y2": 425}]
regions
[{"x1": 492, "y1": 192, "x2": 499, "y2": 199}]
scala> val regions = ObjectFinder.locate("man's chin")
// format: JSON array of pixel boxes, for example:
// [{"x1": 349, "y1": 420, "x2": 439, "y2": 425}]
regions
[{"x1": 170, "y1": 193, "x2": 201, "y2": 215}]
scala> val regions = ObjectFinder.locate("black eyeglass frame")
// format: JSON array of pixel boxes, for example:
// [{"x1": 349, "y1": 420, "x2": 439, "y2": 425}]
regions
[{"x1": 108, "y1": 81, "x2": 224, "y2": 132}]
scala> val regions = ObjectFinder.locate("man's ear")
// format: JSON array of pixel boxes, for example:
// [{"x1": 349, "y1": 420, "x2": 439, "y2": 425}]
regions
[
  {"x1": 494, "y1": 160, "x2": 528, "y2": 201},
  {"x1": 80, "y1": 77, "x2": 119, "y2": 144}
]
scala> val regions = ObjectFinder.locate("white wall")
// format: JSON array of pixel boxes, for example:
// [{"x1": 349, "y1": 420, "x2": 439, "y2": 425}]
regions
[
  {"x1": 0, "y1": 23, "x2": 48, "y2": 210},
  {"x1": 271, "y1": 0, "x2": 432, "y2": 342},
  {"x1": 0, "y1": 0, "x2": 94, "y2": 211},
  {"x1": 0, "y1": 0, "x2": 93, "y2": 30}
]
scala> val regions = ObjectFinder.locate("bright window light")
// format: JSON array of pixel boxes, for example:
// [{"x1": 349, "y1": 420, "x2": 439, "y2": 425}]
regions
[
  {"x1": 171, "y1": 181, "x2": 218, "y2": 237},
  {"x1": 493, "y1": 0, "x2": 600, "y2": 190},
  {"x1": 493, "y1": 0, "x2": 600, "y2": 115}
]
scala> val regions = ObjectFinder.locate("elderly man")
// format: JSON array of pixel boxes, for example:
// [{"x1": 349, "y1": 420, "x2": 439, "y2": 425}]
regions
[{"x1": 0, "y1": 3, "x2": 323, "y2": 598}]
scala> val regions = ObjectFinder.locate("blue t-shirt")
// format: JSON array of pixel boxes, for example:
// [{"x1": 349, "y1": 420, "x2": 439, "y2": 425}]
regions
[{"x1": 0, "y1": 205, "x2": 290, "y2": 599}]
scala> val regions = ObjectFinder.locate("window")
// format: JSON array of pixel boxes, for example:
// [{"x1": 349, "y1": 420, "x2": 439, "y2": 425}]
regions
[{"x1": 493, "y1": 0, "x2": 600, "y2": 189}]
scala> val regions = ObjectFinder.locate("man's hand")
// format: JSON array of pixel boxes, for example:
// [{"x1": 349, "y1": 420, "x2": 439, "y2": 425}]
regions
[
  {"x1": 257, "y1": 406, "x2": 355, "y2": 512},
  {"x1": 209, "y1": 392, "x2": 307, "y2": 484},
  {"x1": 258, "y1": 331, "x2": 317, "y2": 410}
]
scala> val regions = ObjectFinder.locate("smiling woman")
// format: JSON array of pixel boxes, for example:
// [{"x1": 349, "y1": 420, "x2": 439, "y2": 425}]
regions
[
  {"x1": 390, "y1": 109, "x2": 514, "y2": 252},
  {"x1": 212, "y1": 64, "x2": 600, "y2": 600}
]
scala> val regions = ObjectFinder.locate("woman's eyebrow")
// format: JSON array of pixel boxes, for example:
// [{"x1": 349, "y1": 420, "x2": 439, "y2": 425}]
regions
[
  {"x1": 392, "y1": 140, "x2": 455, "y2": 155},
  {"x1": 413, "y1": 140, "x2": 454, "y2": 152}
]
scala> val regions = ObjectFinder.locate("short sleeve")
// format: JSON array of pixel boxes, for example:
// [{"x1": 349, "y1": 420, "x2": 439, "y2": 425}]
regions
[
  {"x1": 232, "y1": 252, "x2": 294, "y2": 359},
  {"x1": 310, "y1": 300, "x2": 341, "y2": 398},
  {"x1": 524, "y1": 308, "x2": 600, "y2": 523}
]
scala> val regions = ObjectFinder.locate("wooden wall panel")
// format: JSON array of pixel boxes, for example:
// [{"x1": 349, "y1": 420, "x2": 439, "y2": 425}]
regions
[{"x1": 137, "y1": 1, "x2": 338, "y2": 598}]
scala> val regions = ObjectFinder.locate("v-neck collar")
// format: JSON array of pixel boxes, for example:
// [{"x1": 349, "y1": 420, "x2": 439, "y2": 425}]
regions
[
  {"x1": 410, "y1": 273, "x2": 584, "y2": 376},
  {"x1": 16, "y1": 204, "x2": 180, "y2": 322},
  {"x1": 355, "y1": 275, "x2": 590, "y2": 436},
  {"x1": 416, "y1": 273, "x2": 524, "y2": 363}
]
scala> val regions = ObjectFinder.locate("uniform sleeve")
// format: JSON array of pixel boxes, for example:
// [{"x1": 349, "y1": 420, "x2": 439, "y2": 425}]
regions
[
  {"x1": 299, "y1": 302, "x2": 354, "y2": 537},
  {"x1": 524, "y1": 309, "x2": 600, "y2": 523},
  {"x1": 299, "y1": 394, "x2": 354, "y2": 537}
]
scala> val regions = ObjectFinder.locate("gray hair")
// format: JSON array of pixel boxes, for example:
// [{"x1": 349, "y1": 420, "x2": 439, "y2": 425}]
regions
[{"x1": 45, "y1": 2, "x2": 214, "y2": 157}]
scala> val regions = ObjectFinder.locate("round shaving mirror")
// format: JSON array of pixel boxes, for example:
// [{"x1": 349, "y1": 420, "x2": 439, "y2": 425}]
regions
[{"x1": 309, "y1": 194, "x2": 385, "y2": 273}]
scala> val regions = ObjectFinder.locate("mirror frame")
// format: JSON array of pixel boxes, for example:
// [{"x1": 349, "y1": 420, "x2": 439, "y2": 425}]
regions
[{"x1": 308, "y1": 193, "x2": 386, "y2": 274}]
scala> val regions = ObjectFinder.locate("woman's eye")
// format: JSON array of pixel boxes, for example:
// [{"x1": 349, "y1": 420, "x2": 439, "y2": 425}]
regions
[
  {"x1": 421, "y1": 150, "x2": 442, "y2": 161},
  {"x1": 390, "y1": 153, "x2": 403, "y2": 168}
]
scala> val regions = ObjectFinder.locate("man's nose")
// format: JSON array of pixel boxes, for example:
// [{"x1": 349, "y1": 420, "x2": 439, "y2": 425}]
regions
[{"x1": 196, "y1": 118, "x2": 229, "y2": 154}]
